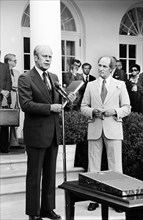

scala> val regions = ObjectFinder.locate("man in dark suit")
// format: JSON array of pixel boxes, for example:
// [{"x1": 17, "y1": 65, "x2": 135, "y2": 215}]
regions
[
  {"x1": 75, "y1": 62, "x2": 96, "y2": 111},
  {"x1": 18, "y1": 45, "x2": 75, "y2": 220},
  {"x1": 0, "y1": 50, "x2": 12, "y2": 153},
  {"x1": 81, "y1": 63, "x2": 95, "y2": 87},
  {"x1": 112, "y1": 59, "x2": 127, "y2": 82},
  {"x1": 137, "y1": 71, "x2": 143, "y2": 114},
  {"x1": 63, "y1": 58, "x2": 82, "y2": 87}
]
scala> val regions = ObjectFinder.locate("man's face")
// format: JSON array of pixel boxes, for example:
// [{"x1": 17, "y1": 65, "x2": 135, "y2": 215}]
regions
[
  {"x1": 116, "y1": 61, "x2": 122, "y2": 70},
  {"x1": 73, "y1": 62, "x2": 80, "y2": 70},
  {"x1": 131, "y1": 67, "x2": 139, "y2": 76},
  {"x1": 34, "y1": 46, "x2": 53, "y2": 71},
  {"x1": 71, "y1": 65, "x2": 78, "y2": 74},
  {"x1": 98, "y1": 57, "x2": 111, "y2": 79},
  {"x1": 83, "y1": 65, "x2": 91, "y2": 76},
  {"x1": 9, "y1": 56, "x2": 17, "y2": 68}
]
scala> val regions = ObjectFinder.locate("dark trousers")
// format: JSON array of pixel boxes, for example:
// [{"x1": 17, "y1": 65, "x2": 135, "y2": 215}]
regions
[
  {"x1": 0, "y1": 126, "x2": 9, "y2": 152},
  {"x1": 26, "y1": 140, "x2": 58, "y2": 216}
]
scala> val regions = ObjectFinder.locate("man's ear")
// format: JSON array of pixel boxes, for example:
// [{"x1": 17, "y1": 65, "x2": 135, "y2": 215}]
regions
[{"x1": 34, "y1": 55, "x2": 38, "y2": 62}]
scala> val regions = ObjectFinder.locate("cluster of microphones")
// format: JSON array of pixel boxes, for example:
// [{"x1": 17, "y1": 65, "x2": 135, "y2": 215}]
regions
[{"x1": 54, "y1": 82, "x2": 71, "y2": 108}]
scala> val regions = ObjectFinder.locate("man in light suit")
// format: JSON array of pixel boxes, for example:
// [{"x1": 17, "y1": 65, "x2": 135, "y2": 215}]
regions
[
  {"x1": 81, "y1": 56, "x2": 131, "y2": 209},
  {"x1": 81, "y1": 55, "x2": 131, "y2": 172},
  {"x1": 18, "y1": 45, "x2": 75, "y2": 220},
  {"x1": 4, "y1": 53, "x2": 20, "y2": 147}
]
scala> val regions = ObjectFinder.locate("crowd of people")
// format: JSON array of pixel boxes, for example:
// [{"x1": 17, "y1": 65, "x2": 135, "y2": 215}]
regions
[{"x1": 0, "y1": 46, "x2": 143, "y2": 220}]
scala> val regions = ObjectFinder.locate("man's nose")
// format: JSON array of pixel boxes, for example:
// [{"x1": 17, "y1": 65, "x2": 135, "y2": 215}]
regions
[{"x1": 99, "y1": 66, "x2": 103, "y2": 71}]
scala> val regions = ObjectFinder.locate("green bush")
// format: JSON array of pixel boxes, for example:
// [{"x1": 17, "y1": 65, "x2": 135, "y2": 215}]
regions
[
  {"x1": 59, "y1": 110, "x2": 88, "y2": 145},
  {"x1": 122, "y1": 112, "x2": 143, "y2": 180},
  {"x1": 59, "y1": 110, "x2": 143, "y2": 181}
]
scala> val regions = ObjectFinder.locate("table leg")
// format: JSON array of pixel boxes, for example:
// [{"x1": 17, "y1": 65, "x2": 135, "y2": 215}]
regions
[
  {"x1": 101, "y1": 205, "x2": 109, "y2": 220},
  {"x1": 126, "y1": 209, "x2": 143, "y2": 220},
  {"x1": 65, "y1": 191, "x2": 75, "y2": 220}
]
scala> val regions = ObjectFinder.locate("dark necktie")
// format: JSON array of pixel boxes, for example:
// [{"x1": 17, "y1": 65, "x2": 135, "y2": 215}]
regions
[
  {"x1": 101, "y1": 79, "x2": 107, "y2": 103},
  {"x1": 42, "y1": 71, "x2": 51, "y2": 90},
  {"x1": 86, "y1": 76, "x2": 88, "y2": 83}
]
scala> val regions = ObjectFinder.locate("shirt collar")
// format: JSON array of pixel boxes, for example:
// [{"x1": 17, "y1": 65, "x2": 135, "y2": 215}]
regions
[
  {"x1": 35, "y1": 66, "x2": 48, "y2": 79},
  {"x1": 83, "y1": 74, "x2": 89, "y2": 81},
  {"x1": 100, "y1": 75, "x2": 112, "y2": 90}
]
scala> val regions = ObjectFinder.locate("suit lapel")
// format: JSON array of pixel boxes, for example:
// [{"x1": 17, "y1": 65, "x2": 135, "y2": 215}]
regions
[
  {"x1": 92, "y1": 78, "x2": 102, "y2": 104},
  {"x1": 48, "y1": 72, "x2": 57, "y2": 103},
  {"x1": 104, "y1": 77, "x2": 116, "y2": 104},
  {"x1": 31, "y1": 67, "x2": 52, "y2": 103}
]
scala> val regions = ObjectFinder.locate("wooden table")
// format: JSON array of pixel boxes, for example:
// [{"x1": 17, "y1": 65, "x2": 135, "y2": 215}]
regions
[{"x1": 59, "y1": 181, "x2": 143, "y2": 220}]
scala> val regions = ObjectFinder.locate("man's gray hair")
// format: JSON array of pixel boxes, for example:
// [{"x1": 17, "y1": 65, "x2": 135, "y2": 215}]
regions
[{"x1": 4, "y1": 53, "x2": 16, "y2": 63}]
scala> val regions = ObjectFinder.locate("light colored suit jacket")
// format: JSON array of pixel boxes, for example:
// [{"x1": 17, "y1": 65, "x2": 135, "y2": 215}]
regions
[
  {"x1": 11, "y1": 69, "x2": 20, "y2": 108},
  {"x1": 81, "y1": 77, "x2": 131, "y2": 140}
]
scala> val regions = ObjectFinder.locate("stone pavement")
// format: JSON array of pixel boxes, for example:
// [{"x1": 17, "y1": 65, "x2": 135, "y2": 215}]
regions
[
  {"x1": 0, "y1": 151, "x2": 125, "y2": 220},
  {"x1": 1, "y1": 189, "x2": 125, "y2": 220}
]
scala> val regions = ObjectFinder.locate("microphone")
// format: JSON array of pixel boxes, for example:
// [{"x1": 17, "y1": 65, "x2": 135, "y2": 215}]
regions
[{"x1": 54, "y1": 81, "x2": 70, "y2": 101}]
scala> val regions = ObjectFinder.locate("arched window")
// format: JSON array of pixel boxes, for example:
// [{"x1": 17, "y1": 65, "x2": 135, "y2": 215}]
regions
[
  {"x1": 119, "y1": 6, "x2": 143, "y2": 73},
  {"x1": 21, "y1": 3, "x2": 77, "y2": 31},
  {"x1": 61, "y1": 2, "x2": 76, "y2": 31},
  {"x1": 21, "y1": 4, "x2": 30, "y2": 27},
  {"x1": 21, "y1": 2, "x2": 82, "y2": 75},
  {"x1": 119, "y1": 7, "x2": 143, "y2": 36}
]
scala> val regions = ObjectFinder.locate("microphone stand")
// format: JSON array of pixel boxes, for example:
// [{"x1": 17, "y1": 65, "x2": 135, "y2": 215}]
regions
[
  {"x1": 61, "y1": 97, "x2": 67, "y2": 182},
  {"x1": 61, "y1": 98, "x2": 69, "y2": 220}
]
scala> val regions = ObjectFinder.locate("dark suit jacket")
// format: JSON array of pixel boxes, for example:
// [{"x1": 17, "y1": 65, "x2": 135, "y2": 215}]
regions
[
  {"x1": 79, "y1": 74, "x2": 96, "y2": 94},
  {"x1": 0, "y1": 62, "x2": 12, "y2": 105},
  {"x1": 18, "y1": 67, "x2": 61, "y2": 148},
  {"x1": 137, "y1": 72, "x2": 143, "y2": 113},
  {"x1": 71, "y1": 73, "x2": 96, "y2": 111},
  {"x1": 113, "y1": 69, "x2": 127, "y2": 82}
]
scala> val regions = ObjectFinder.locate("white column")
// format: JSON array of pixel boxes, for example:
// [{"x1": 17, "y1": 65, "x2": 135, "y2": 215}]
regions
[{"x1": 30, "y1": 0, "x2": 62, "y2": 82}]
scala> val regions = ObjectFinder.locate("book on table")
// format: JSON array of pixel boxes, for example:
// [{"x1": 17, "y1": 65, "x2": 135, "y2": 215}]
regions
[{"x1": 79, "y1": 170, "x2": 143, "y2": 197}]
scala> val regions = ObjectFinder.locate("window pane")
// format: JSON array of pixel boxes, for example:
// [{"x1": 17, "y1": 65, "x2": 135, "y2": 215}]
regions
[
  {"x1": 61, "y1": 2, "x2": 76, "y2": 31},
  {"x1": 120, "y1": 59, "x2": 126, "y2": 72},
  {"x1": 61, "y1": 41, "x2": 65, "y2": 55},
  {"x1": 66, "y1": 41, "x2": 75, "y2": 55},
  {"x1": 129, "y1": 60, "x2": 136, "y2": 70},
  {"x1": 129, "y1": 45, "x2": 136, "y2": 58},
  {"x1": 137, "y1": 7, "x2": 143, "y2": 21},
  {"x1": 120, "y1": 44, "x2": 127, "y2": 58},
  {"x1": 66, "y1": 57, "x2": 75, "y2": 71},
  {"x1": 64, "y1": 19, "x2": 76, "y2": 31},
  {"x1": 24, "y1": 55, "x2": 30, "y2": 70},
  {"x1": 62, "y1": 56, "x2": 65, "y2": 72},
  {"x1": 24, "y1": 38, "x2": 30, "y2": 53}
]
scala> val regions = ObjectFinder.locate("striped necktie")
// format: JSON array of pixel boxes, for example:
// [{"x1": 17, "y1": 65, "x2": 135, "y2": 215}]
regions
[
  {"x1": 42, "y1": 71, "x2": 51, "y2": 90},
  {"x1": 10, "y1": 69, "x2": 14, "y2": 76}
]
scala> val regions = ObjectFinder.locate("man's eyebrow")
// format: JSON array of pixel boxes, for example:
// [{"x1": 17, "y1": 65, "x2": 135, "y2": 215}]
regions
[{"x1": 98, "y1": 64, "x2": 108, "y2": 68}]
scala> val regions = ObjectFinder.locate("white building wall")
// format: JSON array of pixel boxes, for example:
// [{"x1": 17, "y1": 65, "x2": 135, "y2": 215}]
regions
[
  {"x1": 0, "y1": 0, "x2": 141, "y2": 139},
  {"x1": 75, "y1": 0, "x2": 139, "y2": 77},
  {"x1": 0, "y1": 0, "x2": 27, "y2": 75},
  {"x1": 1, "y1": 0, "x2": 27, "y2": 139}
]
